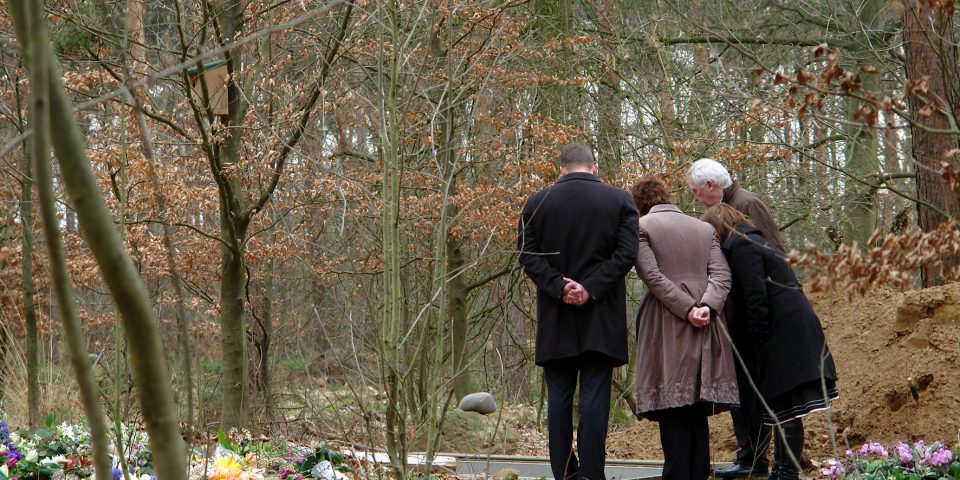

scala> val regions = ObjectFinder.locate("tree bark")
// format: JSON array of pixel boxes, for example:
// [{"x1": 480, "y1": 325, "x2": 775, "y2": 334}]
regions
[
  {"x1": 594, "y1": 0, "x2": 624, "y2": 178},
  {"x1": 20, "y1": 120, "x2": 41, "y2": 429},
  {"x1": 9, "y1": 0, "x2": 112, "y2": 477},
  {"x1": 903, "y1": 0, "x2": 960, "y2": 286},
  {"x1": 121, "y1": 0, "x2": 195, "y2": 436},
  {"x1": 840, "y1": 0, "x2": 884, "y2": 249},
  {"x1": 380, "y1": 3, "x2": 407, "y2": 475},
  {"x1": 8, "y1": 0, "x2": 187, "y2": 476}
]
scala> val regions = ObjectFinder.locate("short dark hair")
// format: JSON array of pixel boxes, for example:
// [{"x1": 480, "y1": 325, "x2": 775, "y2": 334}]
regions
[
  {"x1": 630, "y1": 177, "x2": 672, "y2": 216},
  {"x1": 560, "y1": 143, "x2": 594, "y2": 168}
]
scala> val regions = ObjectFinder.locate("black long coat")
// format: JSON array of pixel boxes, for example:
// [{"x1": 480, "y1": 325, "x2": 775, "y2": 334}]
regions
[
  {"x1": 722, "y1": 224, "x2": 837, "y2": 401},
  {"x1": 518, "y1": 172, "x2": 639, "y2": 366}
]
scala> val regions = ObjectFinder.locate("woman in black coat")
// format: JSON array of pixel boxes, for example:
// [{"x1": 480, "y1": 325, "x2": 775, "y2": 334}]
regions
[{"x1": 703, "y1": 204, "x2": 838, "y2": 480}]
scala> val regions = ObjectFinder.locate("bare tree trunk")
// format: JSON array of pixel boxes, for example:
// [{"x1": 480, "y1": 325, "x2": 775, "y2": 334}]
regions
[
  {"x1": 380, "y1": 4, "x2": 407, "y2": 475},
  {"x1": 10, "y1": 0, "x2": 111, "y2": 477},
  {"x1": 8, "y1": 0, "x2": 186, "y2": 476},
  {"x1": 903, "y1": 0, "x2": 960, "y2": 286},
  {"x1": 19, "y1": 112, "x2": 41, "y2": 429},
  {"x1": 839, "y1": 0, "x2": 884, "y2": 248},
  {"x1": 122, "y1": 0, "x2": 196, "y2": 437},
  {"x1": 219, "y1": 225, "x2": 250, "y2": 430},
  {"x1": 261, "y1": 260, "x2": 274, "y2": 423},
  {"x1": 215, "y1": 0, "x2": 253, "y2": 430},
  {"x1": 595, "y1": 0, "x2": 624, "y2": 178}
]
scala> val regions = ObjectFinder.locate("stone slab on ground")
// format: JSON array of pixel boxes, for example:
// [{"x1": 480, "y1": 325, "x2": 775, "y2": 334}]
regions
[{"x1": 452, "y1": 455, "x2": 673, "y2": 479}]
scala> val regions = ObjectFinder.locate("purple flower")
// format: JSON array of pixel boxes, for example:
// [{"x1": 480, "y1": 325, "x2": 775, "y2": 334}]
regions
[
  {"x1": 925, "y1": 445, "x2": 953, "y2": 467},
  {"x1": 0, "y1": 422, "x2": 8, "y2": 441},
  {"x1": 112, "y1": 468, "x2": 123, "y2": 480},
  {"x1": 896, "y1": 441, "x2": 913, "y2": 463},
  {"x1": 857, "y1": 441, "x2": 889, "y2": 459},
  {"x1": 821, "y1": 459, "x2": 845, "y2": 478}
]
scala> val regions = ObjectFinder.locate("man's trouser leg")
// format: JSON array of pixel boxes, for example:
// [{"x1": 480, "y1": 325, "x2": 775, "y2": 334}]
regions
[
  {"x1": 544, "y1": 357, "x2": 579, "y2": 480},
  {"x1": 576, "y1": 353, "x2": 612, "y2": 480}
]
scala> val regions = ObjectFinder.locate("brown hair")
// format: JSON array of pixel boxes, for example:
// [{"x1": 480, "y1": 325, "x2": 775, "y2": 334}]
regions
[
  {"x1": 703, "y1": 203, "x2": 755, "y2": 242},
  {"x1": 630, "y1": 177, "x2": 672, "y2": 216}
]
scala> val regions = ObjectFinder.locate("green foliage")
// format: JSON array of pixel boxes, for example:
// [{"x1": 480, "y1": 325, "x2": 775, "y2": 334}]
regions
[
  {"x1": 49, "y1": 4, "x2": 99, "y2": 57},
  {"x1": 278, "y1": 353, "x2": 312, "y2": 375},
  {"x1": 200, "y1": 359, "x2": 223, "y2": 374},
  {"x1": 609, "y1": 406, "x2": 634, "y2": 426}
]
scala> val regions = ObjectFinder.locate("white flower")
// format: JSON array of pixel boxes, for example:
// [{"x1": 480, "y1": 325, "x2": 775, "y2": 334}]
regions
[
  {"x1": 43, "y1": 454, "x2": 67, "y2": 465},
  {"x1": 0, "y1": 464, "x2": 8, "y2": 477},
  {"x1": 25, "y1": 448, "x2": 38, "y2": 462},
  {"x1": 139, "y1": 474, "x2": 152, "y2": 480},
  {"x1": 9, "y1": 432, "x2": 20, "y2": 443}
]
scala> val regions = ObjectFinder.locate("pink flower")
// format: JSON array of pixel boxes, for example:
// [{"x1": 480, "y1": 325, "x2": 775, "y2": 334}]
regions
[
  {"x1": 895, "y1": 441, "x2": 913, "y2": 463},
  {"x1": 820, "y1": 459, "x2": 845, "y2": 478},
  {"x1": 856, "y1": 442, "x2": 889, "y2": 459},
  {"x1": 926, "y1": 446, "x2": 953, "y2": 467}
]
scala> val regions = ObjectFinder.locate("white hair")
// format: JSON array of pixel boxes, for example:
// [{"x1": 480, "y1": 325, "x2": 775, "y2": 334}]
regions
[{"x1": 686, "y1": 158, "x2": 733, "y2": 189}]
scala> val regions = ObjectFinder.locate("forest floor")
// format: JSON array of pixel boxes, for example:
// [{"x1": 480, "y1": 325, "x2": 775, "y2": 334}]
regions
[{"x1": 438, "y1": 283, "x2": 960, "y2": 472}]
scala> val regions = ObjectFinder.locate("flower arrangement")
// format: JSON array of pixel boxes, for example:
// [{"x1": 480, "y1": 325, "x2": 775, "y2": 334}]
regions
[
  {"x1": 0, "y1": 420, "x2": 358, "y2": 480},
  {"x1": 277, "y1": 443, "x2": 354, "y2": 480},
  {"x1": 188, "y1": 453, "x2": 265, "y2": 480},
  {"x1": 0, "y1": 419, "x2": 159, "y2": 480},
  {"x1": 822, "y1": 440, "x2": 960, "y2": 479}
]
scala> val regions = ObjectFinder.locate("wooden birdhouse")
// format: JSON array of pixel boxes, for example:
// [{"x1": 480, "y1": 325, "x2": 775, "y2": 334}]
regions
[{"x1": 187, "y1": 60, "x2": 229, "y2": 117}]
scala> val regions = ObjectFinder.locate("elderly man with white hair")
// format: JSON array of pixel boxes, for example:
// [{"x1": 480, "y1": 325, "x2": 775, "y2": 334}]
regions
[
  {"x1": 685, "y1": 158, "x2": 784, "y2": 254},
  {"x1": 684, "y1": 158, "x2": 784, "y2": 479}
]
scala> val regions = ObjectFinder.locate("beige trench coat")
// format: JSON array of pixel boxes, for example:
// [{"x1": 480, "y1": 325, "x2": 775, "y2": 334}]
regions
[{"x1": 633, "y1": 204, "x2": 739, "y2": 418}]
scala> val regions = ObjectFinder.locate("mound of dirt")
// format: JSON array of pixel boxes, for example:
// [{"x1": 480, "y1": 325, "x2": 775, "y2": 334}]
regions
[
  {"x1": 441, "y1": 284, "x2": 960, "y2": 469},
  {"x1": 605, "y1": 284, "x2": 960, "y2": 465}
]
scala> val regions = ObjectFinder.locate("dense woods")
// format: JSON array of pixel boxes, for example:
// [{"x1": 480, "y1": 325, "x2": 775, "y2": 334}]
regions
[{"x1": 1, "y1": 0, "x2": 960, "y2": 477}]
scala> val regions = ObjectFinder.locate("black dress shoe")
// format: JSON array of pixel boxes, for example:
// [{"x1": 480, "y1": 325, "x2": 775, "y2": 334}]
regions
[{"x1": 713, "y1": 464, "x2": 769, "y2": 479}]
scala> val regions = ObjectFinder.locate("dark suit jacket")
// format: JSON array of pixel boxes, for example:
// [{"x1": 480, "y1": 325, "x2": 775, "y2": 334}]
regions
[
  {"x1": 518, "y1": 172, "x2": 639, "y2": 366},
  {"x1": 722, "y1": 224, "x2": 837, "y2": 400}
]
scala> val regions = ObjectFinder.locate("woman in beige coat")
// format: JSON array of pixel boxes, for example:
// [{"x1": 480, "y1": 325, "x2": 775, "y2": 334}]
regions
[{"x1": 631, "y1": 177, "x2": 739, "y2": 480}]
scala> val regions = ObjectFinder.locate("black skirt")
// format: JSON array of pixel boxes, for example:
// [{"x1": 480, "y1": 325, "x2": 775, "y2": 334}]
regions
[{"x1": 762, "y1": 378, "x2": 839, "y2": 426}]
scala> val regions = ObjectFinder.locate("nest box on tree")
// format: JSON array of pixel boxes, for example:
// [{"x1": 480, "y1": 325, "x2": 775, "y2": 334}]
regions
[{"x1": 187, "y1": 60, "x2": 229, "y2": 118}]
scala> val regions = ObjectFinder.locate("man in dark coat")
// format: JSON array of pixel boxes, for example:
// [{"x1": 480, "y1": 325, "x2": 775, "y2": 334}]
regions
[
  {"x1": 685, "y1": 158, "x2": 784, "y2": 479},
  {"x1": 518, "y1": 143, "x2": 639, "y2": 480}
]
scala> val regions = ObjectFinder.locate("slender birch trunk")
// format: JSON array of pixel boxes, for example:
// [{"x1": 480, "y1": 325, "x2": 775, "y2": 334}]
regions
[
  {"x1": 9, "y1": 0, "x2": 112, "y2": 477},
  {"x1": 8, "y1": 0, "x2": 186, "y2": 477}
]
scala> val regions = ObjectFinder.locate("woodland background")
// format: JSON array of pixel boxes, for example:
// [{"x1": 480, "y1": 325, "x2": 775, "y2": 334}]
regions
[{"x1": 1, "y1": 0, "x2": 960, "y2": 475}]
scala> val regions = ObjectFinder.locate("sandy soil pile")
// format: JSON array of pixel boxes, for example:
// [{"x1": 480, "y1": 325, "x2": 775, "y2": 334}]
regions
[
  {"x1": 439, "y1": 284, "x2": 960, "y2": 473},
  {"x1": 604, "y1": 284, "x2": 960, "y2": 466}
]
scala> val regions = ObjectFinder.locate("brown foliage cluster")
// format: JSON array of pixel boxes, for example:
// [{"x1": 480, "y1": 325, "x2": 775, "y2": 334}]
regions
[
  {"x1": 793, "y1": 222, "x2": 960, "y2": 296},
  {"x1": 759, "y1": 45, "x2": 911, "y2": 127},
  {"x1": 909, "y1": 0, "x2": 958, "y2": 14}
]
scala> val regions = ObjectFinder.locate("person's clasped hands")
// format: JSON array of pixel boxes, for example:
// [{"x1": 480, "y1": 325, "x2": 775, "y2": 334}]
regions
[
  {"x1": 562, "y1": 277, "x2": 591, "y2": 306},
  {"x1": 686, "y1": 305, "x2": 711, "y2": 328}
]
